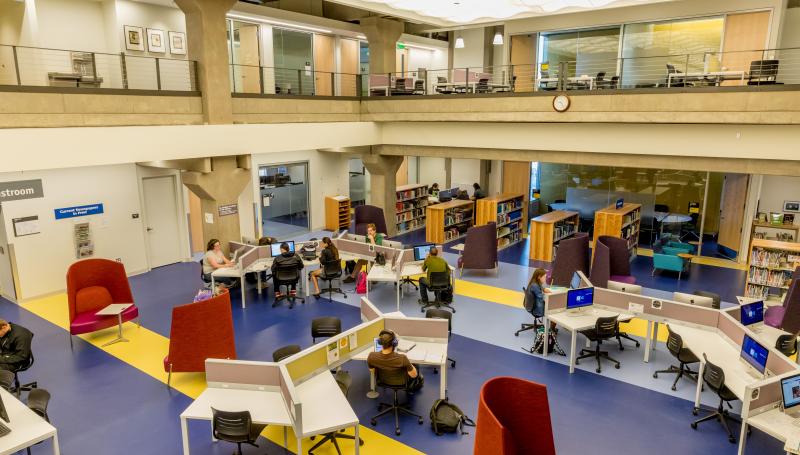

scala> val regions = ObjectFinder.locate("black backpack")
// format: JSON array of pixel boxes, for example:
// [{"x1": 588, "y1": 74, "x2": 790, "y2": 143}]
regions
[{"x1": 429, "y1": 399, "x2": 475, "y2": 435}]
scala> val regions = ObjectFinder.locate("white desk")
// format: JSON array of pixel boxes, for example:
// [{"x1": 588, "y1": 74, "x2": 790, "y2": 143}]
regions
[
  {"x1": 366, "y1": 265, "x2": 401, "y2": 311},
  {"x1": 211, "y1": 266, "x2": 248, "y2": 308},
  {"x1": 537, "y1": 76, "x2": 595, "y2": 90},
  {"x1": 545, "y1": 306, "x2": 634, "y2": 373},
  {"x1": 0, "y1": 388, "x2": 59, "y2": 455},
  {"x1": 295, "y1": 373, "x2": 360, "y2": 454},
  {"x1": 180, "y1": 387, "x2": 292, "y2": 455},
  {"x1": 667, "y1": 70, "x2": 745, "y2": 87},
  {"x1": 740, "y1": 407, "x2": 800, "y2": 455}
]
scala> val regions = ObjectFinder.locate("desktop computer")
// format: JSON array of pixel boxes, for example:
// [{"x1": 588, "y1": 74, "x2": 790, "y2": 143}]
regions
[
  {"x1": 780, "y1": 373, "x2": 800, "y2": 418},
  {"x1": 740, "y1": 334, "x2": 769, "y2": 379},
  {"x1": 270, "y1": 241, "x2": 295, "y2": 257},
  {"x1": 740, "y1": 301, "x2": 765, "y2": 332},
  {"x1": 673, "y1": 292, "x2": 715, "y2": 309},
  {"x1": 412, "y1": 243, "x2": 435, "y2": 262},
  {"x1": 607, "y1": 280, "x2": 642, "y2": 295},
  {"x1": 567, "y1": 287, "x2": 594, "y2": 314}
]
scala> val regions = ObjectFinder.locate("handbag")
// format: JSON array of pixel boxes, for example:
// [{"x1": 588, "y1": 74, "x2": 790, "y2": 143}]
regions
[{"x1": 374, "y1": 252, "x2": 386, "y2": 266}]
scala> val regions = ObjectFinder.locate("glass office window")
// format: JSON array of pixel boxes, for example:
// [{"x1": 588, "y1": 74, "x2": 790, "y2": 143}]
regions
[
  {"x1": 538, "y1": 27, "x2": 619, "y2": 78},
  {"x1": 272, "y1": 28, "x2": 314, "y2": 95},
  {"x1": 621, "y1": 17, "x2": 723, "y2": 87},
  {"x1": 260, "y1": 162, "x2": 310, "y2": 237},
  {"x1": 530, "y1": 162, "x2": 540, "y2": 201}
]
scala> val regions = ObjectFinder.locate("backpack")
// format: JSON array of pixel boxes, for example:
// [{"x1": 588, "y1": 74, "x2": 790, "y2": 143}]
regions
[
  {"x1": 430, "y1": 399, "x2": 475, "y2": 436},
  {"x1": 300, "y1": 240, "x2": 318, "y2": 260},
  {"x1": 374, "y1": 252, "x2": 386, "y2": 266},
  {"x1": 355, "y1": 271, "x2": 367, "y2": 294}
]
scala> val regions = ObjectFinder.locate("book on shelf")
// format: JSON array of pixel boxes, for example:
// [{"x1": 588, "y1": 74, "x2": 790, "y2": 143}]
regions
[
  {"x1": 496, "y1": 200, "x2": 522, "y2": 214},
  {"x1": 397, "y1": 187, "x2": 428, "y2": 201}
]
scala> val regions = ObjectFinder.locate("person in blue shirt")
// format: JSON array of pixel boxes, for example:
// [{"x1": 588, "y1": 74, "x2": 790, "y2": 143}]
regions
[{"x1": 526, "y1": 268, "x2": 551, "y2": 317}]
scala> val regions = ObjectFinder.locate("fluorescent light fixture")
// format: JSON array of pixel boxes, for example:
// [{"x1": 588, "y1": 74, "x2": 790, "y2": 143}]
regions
[
  {"x1": 455, "y1": 35, "x2": 464, "y2": 48},
  {"x1": 493, "y1": 32, "x2": 503, "y2": 45},
  {"x1": 357, "y1": 35, "x2": 367, "y2": 40},
  {"x1": 227, "y1": 13, "x2": 333, "y2": 34}
]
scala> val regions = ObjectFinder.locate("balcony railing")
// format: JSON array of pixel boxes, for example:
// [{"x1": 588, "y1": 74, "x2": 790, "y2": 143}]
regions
[
  {"x1": 0, "y1": 44, "x2": 198, "y2": 92},
  {"x1": 231, "y1": 64, "x2": 361, "y2": 97}
]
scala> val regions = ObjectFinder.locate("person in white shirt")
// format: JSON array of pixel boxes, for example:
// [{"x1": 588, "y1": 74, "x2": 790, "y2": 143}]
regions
[{"x1": 203, "y1": 238, "x2": 238, "y2": 288}]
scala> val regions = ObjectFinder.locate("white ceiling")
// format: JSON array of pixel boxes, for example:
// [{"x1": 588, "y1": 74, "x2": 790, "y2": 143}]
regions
[{"x1": 330, "y1": 0, "x2": 679, "y2": 27}]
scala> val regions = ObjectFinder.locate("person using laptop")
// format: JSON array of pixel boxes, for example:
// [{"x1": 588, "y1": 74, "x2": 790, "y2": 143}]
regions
[
  {"x1": 203, "y1": 239, "x2": 238, "y2": 289},
  {"x1": 367, "y1": 330, "x2": 418, "y2": 381},
  {"x1": 344, "y1": 223, "x2": 385, "y2": 283},
  {"x1": 310, "y1": 237, "x2": 339, "y2": 299},
  {"x1": 0, "y1": 319, "x2": 33, "y2": 372},
  {"x1": 526, "y1": 268, "x2": 558, "y2": 332},
  {"x1": 430, "y1": 182, "x2": 439, "y2": 197},
  {"x1": 472, "y1": 182, "x2": 487, "y2": 200},
  {"x1": 418, "y1": 247, "x2": 449, "y2": 305},
  {"x1": 271, "y1": 242, "x2": 304, "y2": 300}
]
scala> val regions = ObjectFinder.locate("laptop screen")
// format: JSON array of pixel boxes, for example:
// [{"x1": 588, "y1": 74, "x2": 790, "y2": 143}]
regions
[
  {"x1": 270, "y1": 241, "x2": 295, "y2": 257},
  {"x1": 570, "y1": 272, "x2": 582, "y2": 290},
  {"x1": 740, "y1": 301, "x2": 764, "y2": 326},
  {"x1": 740, "y1": 334, "x2": 768, "y2": 374},
  {"x1": 781, "y1": 374, "x2": 800, "y2": 410},
  {"x1": 413, "y1": 243, "x2": 434, "y2": 261}
]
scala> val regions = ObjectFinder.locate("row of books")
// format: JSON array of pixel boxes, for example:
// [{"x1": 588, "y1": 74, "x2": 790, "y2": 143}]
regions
[
  {"x1": 496, "y1": 200, "x2": 522, "y2": 214},
  {"x1": 622, "y1": 210, "x2": 641, "y2": 226},
  {"x1": 497, "y1": 208, "x2": 522, "y2": 225},
  {"x1": 396, "y1": 199, "x2": 428, "y2": 213},
  {"x1": 444, "y1": 208, "x2": 473, "y2": 227},
  {"x1": 748, "y1": 266, "x2": 792, "y2": 288},
  {"x1": 444, "y1": 225, "x2": 469, "y2": 241},
  {"x1": 745, "y1": 284, "x2": 770, "y2": 300},
  {"x1": 397, "y1": 187, "x2": 428, "y2": 201},
  {"x1": 750, "y1": 248, "x2": 799, "y2": 268},
  {"x1": 497, "y1": 230, "x2": 522, "y2": 249},
  {"x1": 553, "y1": 223, "x2": 575, "y2": 241},
  {"x1": 397, "y1": 218, "x2": 424, "y2": 233},
  {"x1": 396, "y1": 208, "x2": 425, "y2": 223}
]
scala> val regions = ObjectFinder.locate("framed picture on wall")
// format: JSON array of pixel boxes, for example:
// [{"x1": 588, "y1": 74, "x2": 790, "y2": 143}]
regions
[
  {"x1": 784, "y1": 201, "x2": 800, "y2": 213},
  {"x1": 124, "y1": 25, "x2": 144, "y2": 51},
  {"x1": 168, "y1": 31, "x2": 186, "y2": 55},
  {"x1": 147, "y1": 28, "x2": 166, "y2": 53}
]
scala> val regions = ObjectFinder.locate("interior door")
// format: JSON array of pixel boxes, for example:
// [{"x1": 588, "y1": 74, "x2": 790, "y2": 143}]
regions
[
  {"x1": 314, "y1": 34, "x2": 335, "y2": 96},
  {"x1": 340, "y1": 39, "x2": 359, "y2": 96},
  {"x1": 510, "y1": 34, "x2": 536, "y2": 92},
  {"x1": 143, "y1": 176, "x2": 183, "y2": 268},
  {"x1": 238, "y1": 23, "x2": 261, "y2": 93},
  {"x1": 0, "y1": 207, "x2": 17, "y2": 302},
  {"x1": 717, "y1": 173, "x2": 749, "y2": 257}
]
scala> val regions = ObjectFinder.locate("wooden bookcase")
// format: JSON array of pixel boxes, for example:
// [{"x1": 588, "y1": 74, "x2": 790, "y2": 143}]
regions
[
  {"x1": 751, "y1": 221, "x2": 799, "y2": 243},
  {"x1": 476, "y1": 193, "x2": 526, "y2": 251},
  {"x1": 744, "y1": 238, "x2": 800, "y2": 302},
  {"x1": 426, "y1": 199, "x2": 475, "y2": 244},
  {"x1": 395, "y1": 183, "x2": 429, "y2": 235},
  {"x1": 528, "y1": 210, "x2": 580, "y2": 262},
  {"x1": 593, "y1": 203, "x2": 642, "y2": 258},
  {"x1": 324, "y1": 196, "x2": 351, "y2": 231}
]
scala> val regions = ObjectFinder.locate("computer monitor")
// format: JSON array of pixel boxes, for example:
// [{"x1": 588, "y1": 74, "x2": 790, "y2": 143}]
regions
[
  {"x1": 740, "y1": 334, "x2": 769, "y2": 375},
  {"x1": 672, "y1": 292, "x2": 715, "y2": 308},
  {"x1": 567, "y1": 287, "x2": 594, "y2": 310},
  {"x1": 781, "y1": 373, "x2": 800, "y2": 411},
  {"x1": 270, "y1": 241, "x2": 295, "y2": 257},
  {"x1": 0, "y1": 392, "x2": 8, "y2": 423},
  {"x1": 570, "y1": 272, "x2": 582, "y2": 290},
  {"x1": 607, "y1": 280, "x2": 642, "y2": 295},
  {"x1": 413, "y1": 243, "x2": 434, "y2": 261},
  {"x1": 374, "y1": 337, "x2": 382, "y2": 352},
  {"x1": 740, "y1": 301, "x2": 764, "y2": 327}
]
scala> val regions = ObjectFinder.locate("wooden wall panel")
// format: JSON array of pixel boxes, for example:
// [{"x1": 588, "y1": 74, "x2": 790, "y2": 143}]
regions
[
  {"x1": 721, "y1": 11, "x2": 771, "y2": 83},
  {"x1": 502, "y1": 160, "x2": 530, "y2": 233},
  {"x1": 510, "y1": 34, "x2": 536, "y2": 92},
  {"x1": 340, "y1": 39, "x2": 359, "y2": 96},
  {"x1": 314, "y1": 34, "x2": 335, "y2": 96}
]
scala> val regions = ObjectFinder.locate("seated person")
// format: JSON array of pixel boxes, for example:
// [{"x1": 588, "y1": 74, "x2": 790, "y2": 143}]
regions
[
  {"x1": 527, "y1": 268, "x2": 557, "y2": 331},
  {"x1": 203, "y1": 239, "x2": 238, "y2": 288},
  {"x1": 271, "y1": 242, "x2": 304, "y2": 299},
  {"x1": 310, "y1": 236, "x2": 339, "y2": 299},
  {"x1": 367, "y1": 330, "x2": 418, "y2": 385},
  {"x1": 456, "y1": 189, "x2": 470, "y2": 200},
  {"x1": 0, "y1": 319, "x2": 33, "y2": 372},
  {"x1": 255, "y1": 236, "x2": 278, "y2": 289},
  {"x1": 430, "y1": 182, "x2": 440, "y2": 197},
  {"x1": 472, "y1": 182, "x2": 487, "y2": 200},
  {"x1": 344, "y1": 223, "x2": 384, "y2": 283},
  {"x1": 418, "y1": 247, "x2": 450, "y2": 304}
]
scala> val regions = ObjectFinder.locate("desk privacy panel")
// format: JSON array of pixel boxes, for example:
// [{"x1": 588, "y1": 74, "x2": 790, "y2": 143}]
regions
[
  {"x1": 240, "y1": 248, "x2": 259, "y2": 270},
  {"x1": 594, "y1": 288, "x2": 720, "y2": 328},
  {"x1": 545, "y1": 291, "x2": 568, "y2": 312},
  {"x1": 205, "y1": 359, "x2": 280, "y2": 387},
  {"x1": 384, "y1": 317, "x2": 449, "y2": 339},
  {"x1": 360, "y1": 297, "x2": 382, "y2": 321},
  {"x1": 279, "y1": 365, "x2": 300, "y2": 422},
  {"x1": 747, "y1": 374, "x2": 792, "y2": 412}
]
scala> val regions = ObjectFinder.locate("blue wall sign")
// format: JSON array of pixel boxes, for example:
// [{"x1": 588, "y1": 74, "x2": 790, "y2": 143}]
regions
[
  {"x1": 54, "y1": 203, "x2": 104, "y2": 220},
  {"x1": 615, "y1": 198, "x2": 624, "y2": 209}
]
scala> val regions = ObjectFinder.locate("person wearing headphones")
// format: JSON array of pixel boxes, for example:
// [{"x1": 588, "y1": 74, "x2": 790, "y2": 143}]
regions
[{"x1": 367, "y1": 330, "x2": 418, "y2": 380}]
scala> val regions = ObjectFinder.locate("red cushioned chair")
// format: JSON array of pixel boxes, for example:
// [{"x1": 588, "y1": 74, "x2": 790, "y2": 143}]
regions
[
  {"x1": 474, "y1": 376, "x2": 556, "y2": 455},
  {"x1": 66, "y1": 258, "x2": 139, "y2": 349},
  {"x1": 164, "y1": 290, "x2": 236, "y2": 387}
]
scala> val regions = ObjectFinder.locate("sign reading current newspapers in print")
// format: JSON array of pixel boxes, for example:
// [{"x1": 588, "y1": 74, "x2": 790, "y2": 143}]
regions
[
  {"x1": 54, "y1": 203, "x2": 104, "y2": 220},
  {"x1": 0, "y1": 179, "x2": 44, "y2": 202}
]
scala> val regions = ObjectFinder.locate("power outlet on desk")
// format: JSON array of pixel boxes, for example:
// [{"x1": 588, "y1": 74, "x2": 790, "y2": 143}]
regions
[
  {"x1": 628, "y1": 302, "x2": 644, "y2": 314},
  {"x1": 651, "y1": 299, "x2": 663, "y2": 310}
]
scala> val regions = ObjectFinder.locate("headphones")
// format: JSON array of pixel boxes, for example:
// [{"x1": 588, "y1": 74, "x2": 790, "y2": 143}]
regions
[{"x1": 379, "y1": 329, "x2": 399, "y2": 349}]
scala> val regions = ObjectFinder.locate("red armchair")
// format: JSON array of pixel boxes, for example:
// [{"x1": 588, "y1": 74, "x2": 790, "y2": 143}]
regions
[
  {"x1": 474, "y1": 376, "x2": 556, "y2": 455},
  {"x1": 66, "y1": 258, "x2": 139, "y2": 348},
  {"x1": 164, "y1": 290, "x2": 236, "y2": 387}
]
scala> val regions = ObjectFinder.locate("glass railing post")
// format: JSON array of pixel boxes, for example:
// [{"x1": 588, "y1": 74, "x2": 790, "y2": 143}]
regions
[
  {"x1": 331, "y1": 72, "x2": 335, "y2": 96},
  {"x1": 192, "y1": 61, "x2": 199, "y2": 91},
  {"x1": 356, "y1": 74, "x2": 362, "y2": 98},
  {"x1": 91, "y1": 52, "x2": 98, "y2": 86},
  {"x1": 259, "y1": 66, "x2": 265, "y2": 94},
  {"x1": 12, "y1": 46, "x2": 21, "y2": 85},
  {"x1": 155, "y1": 58, "x2": 162, "y2": 90},
  {"x1": 297, "y1": 69, "x2": 302, "y2": 95}
]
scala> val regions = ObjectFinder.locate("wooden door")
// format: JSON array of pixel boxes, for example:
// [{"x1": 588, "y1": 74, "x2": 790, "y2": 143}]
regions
[
  {"x1": 510, "y1": 34, "x2": 536, "y2": 92},
  {"x1": 718, "y1": 174, "x2": 750, "y2": 256},
  {"x1": 340, "y1": 39, "x2": 359, "y2": 96},
  {"x1": 314, "y1": 34, "x2": 335, "y2": 96},
  {"x1": 720, "y1": 11, "x2": 770, "y2": 85},
  {"x1": 396, "y1": 157, "x2": 409, "y2": 186},
  {"x1": 238, "y1": 24, "x2": 261, "y2": 93},
  {"x1": 502, "y1": 161, "x2": 531, "y2": 234}
]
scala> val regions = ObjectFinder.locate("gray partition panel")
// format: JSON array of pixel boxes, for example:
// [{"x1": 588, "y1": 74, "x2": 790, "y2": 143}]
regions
[
  {"x1": 240, "y1": 248, "x2": 259, "y2": 270},
  {"x1": 749, "y1": 377, "x2": 786, "y2": 410},
  {"x1": 384, "y1": 317, "x2": 448, "y2": 339},
  {"x1": 205, "y1": 359, "x2": 280, "y2": 386},
  {"x1": 259, "y1": 246, "x2": 271, "y2": 259},
  {"x1": 545, "y1": 291, "x2": 568, "y2": 312},
  {"x1": 717, "y1": 311, "x2": 745, "y2": 346},
  {"x1": 279, "y1": 369, "x2": 296, "y2": 420},
  {"x1": 360, "y1": 297, "x2": 382, "y2": 321}
]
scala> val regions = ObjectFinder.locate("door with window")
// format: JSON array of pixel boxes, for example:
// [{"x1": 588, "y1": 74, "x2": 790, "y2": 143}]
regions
[{"x1": 260, "y1": 163, "x2": 310, "y2": 238}]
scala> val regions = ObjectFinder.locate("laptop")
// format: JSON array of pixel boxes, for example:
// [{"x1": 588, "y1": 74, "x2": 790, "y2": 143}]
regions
[
  {"x1": 230, "y1": 248, "x2": 241, "y2": 264},
  {"x1": 740, "y1": 300, "x2": 764, "y2": 333},
  {"x1": 740, "y1": 334, "x2": 769, "y2": 379},
  {"x1": 781, "y1": 373, "x2": 800, "y2": 418},
  {"x1": 0, "y1": 392, "x2": 9, "y2": 423},
  {"x1": 411, "y1": 243, "x2": 434, "y2": 264}
]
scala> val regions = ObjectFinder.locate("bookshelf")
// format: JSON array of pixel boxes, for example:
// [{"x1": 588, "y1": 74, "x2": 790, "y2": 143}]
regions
[
  {"x1": 528, "y1": 210, "x2": 580, "y2": 262},
  {"x1": 426, "y1": 199, "x2": 475, "y2": 244},
  {"x1": 476, "y1": 193, "x2": 526, "y2": 251},
  {"x1": 395, "y1": 183, "x2": 429, "y2": 235},
  {"x1": 751, "y1": 221, "x2": 799, "y2": 243},
  {"x1": 325, "y1": 196, "x2": 351, "y2": 231},
  {"x1": 744, "y1": 238, "x2": 800, "y2": 302},
  {"x1": 593, "y1": 203, "x2": 642, "y2": 258}
]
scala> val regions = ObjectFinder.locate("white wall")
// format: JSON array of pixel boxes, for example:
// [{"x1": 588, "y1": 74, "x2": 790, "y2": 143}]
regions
[
  {"x1": 32, "y1": 0, "x2": 109, "y2": 52},
  {"x1": 453, "y1": 27, "x2": 486, "y2": 69},
  {"x1": 451, "y1": 158, "x2": 481, "y2": 190},
  {"x1": 418, "y1": 157, "x2": 446, "y2": 187},
  {"x1": 779, "y1": 7, "x2": 800, "y2": 48},
  {"x1": 114, "y1": 0, "x2": 186, "y2": 57},
  {"x1": 758, "y1": 175, "x2": 800, "y2": 215},
  {"x1": 0, "y1": 164, "x2": 149, "y2": 301}
]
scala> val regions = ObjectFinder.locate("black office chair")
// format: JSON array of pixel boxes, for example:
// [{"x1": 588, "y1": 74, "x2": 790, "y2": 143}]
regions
[
  {"x1": 425, "y1": 309, "x2": 457, "y2": 372},
  {"x1": 693, "y1": 291, "x2": 721, "y2": 310},
  {"x1": 13, "y1": 353, "x2": 37, "y2": 396},
  {"x1": 747, "y1": 59, "x2": 781, "y2": 85},
  {"x1": 318, "y1": 258, "x2": 347, "y2": 301},
  {"x1": 308, "y1": 371, "x2": 364, "y2": 454},
  {"x1": 370, "y1": 366, "x2": 424, "y2": 435},
  {"x1": 576, "y1": 316, "x2": 620, "y2": 373},
  {"x1": 211, "y1": 408, "x2": 267, "y2": 455},
  {"x1": 311, "y1": 317, "x2": 342, "y2": 343},
  {"x1": 199, "y1": 259, "x2": 212, "y2": 289},
  {"x1": 26, "y1": 388, "x2": 51, "y2": 455},
  {"x1": 652, "y1": 325, "x2": 699, "y2": 391},
  {"x1": 412, "y1": 79, "x2": 425, "y2": 95},
  {"x1": 615, "y1": 320, "x2": 641, "y2": 351},
  {"x1": 775, "y1": 334, "x2": 798, "y2": 357},
  {"x1": 515, "y1": 286, "x2": 542, "y2": 336},
  {"x1": 419, "y1": 271, "x2": 455, "y2": 313},
  {"x1": 0, "y1": 370, "x2": 13, "y2": 392},
  {"x1": 475, "y1": 78, "x2": 490, "y2": 94},
  {"x1": 272, "y1": 344, "x2": 301, "y2": 362},
  {"x1": 691, "y1": 354, "x2": 741, "y2": 443},
  {"x1": 273, "y1": 263, "x2": 304, "y2": 309}
]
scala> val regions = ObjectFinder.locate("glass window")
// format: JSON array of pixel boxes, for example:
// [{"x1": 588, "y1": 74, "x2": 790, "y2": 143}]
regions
[
  {"x1": 530, "y1": 162, "x2": 540, "y2": 201},
  {"x1": 272, "y1": 28, "x2": 314, "y2": 95},
  {"x1": 538, "y1": 27, "x2": 620, "y2": 78}
]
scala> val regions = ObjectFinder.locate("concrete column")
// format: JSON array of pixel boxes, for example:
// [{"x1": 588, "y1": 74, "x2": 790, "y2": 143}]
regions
[
  {"x1": 360, "y1": 17, "x2": 404, "y2": 74},
  {"x1": 362, "y1": 153, "x2": 404, "y2": 236},
  {"x1": 182, "y1": 156, "x2": 251, "y2": 254},
  {"x1": 174, "y1": 0, "x2": 237, "y2": 124}
]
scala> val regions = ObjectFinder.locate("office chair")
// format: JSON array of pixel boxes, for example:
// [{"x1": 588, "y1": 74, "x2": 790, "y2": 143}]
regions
[
  {"x1": 272, "y1": 344, "x2": 301, "y2": 362},
  {"x1": 311, "y1": 317, "x2": 342, "y2": 343},
  {"x1": 370, "y1": 366, "x2": 424, "y2": 436},
  {"x1": 0, "y1": 371, "x2": 12, "y2": 392},
  {"x1": 199, "y1": 259, "x2": 212, "y2": 289},
  {"x1": 515, "y1": 286, "x2": 542, "y2": 336},
  {"x1": 318, "y1": 258, "x2": 347, "y2": 301},
  {"x1": 615, "y1": 320, "x2": 640, "y2": 351},
  {"x1": 26, "y1": 388, "x2": 51, "y2": 455},
  {"x1": 691, "y1": 354, "x2": 742, "y2": 443},
  {"x1": 775, "y1": 334, "x2": 798, "y2": 357},
  {"x1": 211, "y1": 408, "x2": 267, "y2": 455},
  {"x1": 419, "y1": 271, "x2": 455, "y2": 313},
  {"x1": 693, "y1": 291, "x2": 721, "y2": 310},
  {"x1": 13, "y1": 353, "x2": 37, "y2": 397},
  {"x1": 652, "y1": 325, "x2": 699, "y2": 391},
  {"x1": 308, "y1": 371, "x2": 364, "y2": 454},
  {"x1": 576, "y1": 316, "x2": 620, "y2": 373},
  {"x1": 273, "y1": 263, "x2": 304, "y2": 309},
  {"x1": 425, "y1": 309, "x2": 457, "y2": 372}
]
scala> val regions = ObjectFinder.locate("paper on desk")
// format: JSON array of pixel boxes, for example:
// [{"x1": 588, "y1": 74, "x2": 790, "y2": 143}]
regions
[
  {"x1": 786, "y1": 435, "x2": 800, "y2": 454},
  {"x1": 425, "y1": 351, "x2": 443, "y2": 363}
]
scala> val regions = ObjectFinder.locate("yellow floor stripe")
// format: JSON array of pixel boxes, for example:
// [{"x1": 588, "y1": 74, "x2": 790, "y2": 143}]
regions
[
  {"x1": 407, "y1": 273, "x2": 524, "y2": 309},
  {"x1": 21, "y1": 294, "x2": 422, "y2": 455}
]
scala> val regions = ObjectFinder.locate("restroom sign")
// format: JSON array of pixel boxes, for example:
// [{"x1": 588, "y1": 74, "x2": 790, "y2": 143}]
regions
[{"x1": 0, "y1": 179, "x2": 44, "y2": 202}]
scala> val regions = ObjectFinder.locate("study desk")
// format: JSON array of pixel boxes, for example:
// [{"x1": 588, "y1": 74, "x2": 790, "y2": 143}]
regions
[
  {"x1": 366, "y1": 264, "x2": 401, "y2": 310},
  {"x1": 294, "y1": 372, "x2": 360, "y2": 453},
  {"x1": 211, "y1": 265, "x2": 249, "y2": 308},
  {"x1": 0, "y1": 388, "x2": 59, "y2": 455},
  {"x1": 537, "y1": 76, "x2": 595, "y2": 90},
  {"x1": 180, "y1": 387, "x2": 292, "y2": 455},
  {"x1": 400, "y1": 262, "x2": 457, "y2": 295},
  {"x1": 544, "y1": 306, "x2": 634, "y2": 373},
  {"x1": 667, "y1": 70, "x2": 745, "y2": 87},
  {"x1": 740, "y1": 407, "x2": 800, "y2": 455}
]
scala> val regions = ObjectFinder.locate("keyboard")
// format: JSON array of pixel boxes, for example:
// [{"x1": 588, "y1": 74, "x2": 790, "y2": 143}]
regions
[{"x1": 0, "y1": 421, "x2": 11, "y2": 437}]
